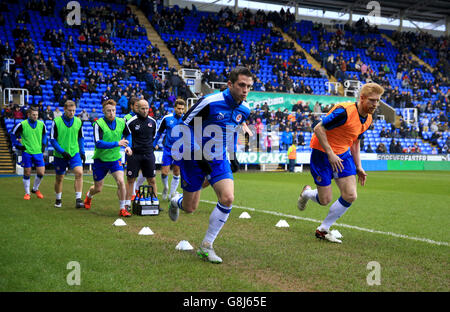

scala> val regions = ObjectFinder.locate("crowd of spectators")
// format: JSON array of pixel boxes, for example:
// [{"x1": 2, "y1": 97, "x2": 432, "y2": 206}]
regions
[
  {"x1": 0, "y1": 0, "x2": 194, "y2": 119},
  {"x1": 157, "y1": 6, "x2": 303, "y2": 92},
  {"x1": 391, "y1": 30, "x2": 449, "y2": 84},
  {"x1": 1, "y1": 3, "x2": 449, "y2": 154},
  {"x1": 61, "y1": 3, "x2": 147, "y2": 43}
]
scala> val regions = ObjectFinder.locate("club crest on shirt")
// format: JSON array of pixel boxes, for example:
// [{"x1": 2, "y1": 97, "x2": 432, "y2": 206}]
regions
[
  {"x1": 148, "y1": 123, "x2": 152, "y2": 127},
  {"x1": 135, "y1": 124, "x2": 140, "y2": 131},
  {"x1": 235, "y1": 114, "x2": 243, "y2": 122},
  {"x1": 217, "y1": 112, "x2": 225, "y2": 120}
]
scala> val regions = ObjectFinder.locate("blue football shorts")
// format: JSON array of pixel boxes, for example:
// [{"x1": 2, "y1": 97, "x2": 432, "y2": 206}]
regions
[
  {"x1": 92, "y1": 158, "x2": 123, "y2": 182},
  {"x1": 176, "y1": 158, "x2": 233, "y2": 192},
  {"x1": 309, "y1": 148, "x2": 356, "y2": 186},
  {"x1": 161, "y1": 146, "x2": 175, "y2": 167},
  {"x1": 53, "y1": 153, "x2": 83, "y2": 175},
  {"x1": 21, "y1": 151, "x2": 45, "y2": 168}
]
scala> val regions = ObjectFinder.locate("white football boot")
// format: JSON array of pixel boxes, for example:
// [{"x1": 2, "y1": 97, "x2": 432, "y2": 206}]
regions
[
  {"x1": 315, "y1": 228, "x2": 342, "y2": 244},
  {"x1": 162, "y1": 187, "x2": 169, "y2": 201},
  {"x1": 197, "y1": 242, "x2": 223, "y2": 264},
  {"x1": 168, "y1": 193, "x2": 181, "y2": 221},
  {"x1": 297, "y1": 185, "x2": 312, "y2": 211}
]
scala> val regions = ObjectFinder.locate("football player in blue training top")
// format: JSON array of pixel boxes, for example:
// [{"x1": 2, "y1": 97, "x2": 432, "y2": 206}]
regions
[
  {"x1": 153, "y1": 98, "x2": 186, "y2": 200},
  {"x1": 169, "y1": 66, "x2": 253, "y2": 264}
]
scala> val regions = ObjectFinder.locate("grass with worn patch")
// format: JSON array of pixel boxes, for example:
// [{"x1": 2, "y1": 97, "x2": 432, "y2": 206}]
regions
[{"x1": 0, "y1": 171, "x2": 449, "y2": 291}]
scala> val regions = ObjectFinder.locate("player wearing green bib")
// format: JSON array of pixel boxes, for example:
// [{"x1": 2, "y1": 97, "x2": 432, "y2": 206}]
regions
[
  {"x1": 12, "y1": 107, "x2": 47, "y2": 200},
  {"x1": 83, "y1": 99, "x2": 132, "y2": 217},
  {"x1": 50, "y1": 100, "x2": 85, "y2": 208}
]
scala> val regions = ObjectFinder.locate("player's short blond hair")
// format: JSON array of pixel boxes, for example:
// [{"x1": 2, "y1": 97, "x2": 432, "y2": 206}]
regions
[
  {"x1": 359, "y1": 82, "x2": 384, "y2": 98},
  {"x1": 102, "y1": 99, "x2": 117, "y2": 107}
]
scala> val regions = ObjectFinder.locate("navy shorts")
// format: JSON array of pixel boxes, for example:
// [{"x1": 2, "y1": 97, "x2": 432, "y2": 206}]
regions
[
  {"x1": 309, "y1": 149, "x2": 356, "y2": 186},
  {"x1": 92, "y1": 159, "x2": 123, "y2": 182},
  {"x1": 21, "y1": 151, "x2": 45, "y2": 168},
  {"x1": 126, "y1": 152, "x2": 156, "y2": 178},
  {"x1": 53, "y1": 153, "x2": 83, "y2": 175}
]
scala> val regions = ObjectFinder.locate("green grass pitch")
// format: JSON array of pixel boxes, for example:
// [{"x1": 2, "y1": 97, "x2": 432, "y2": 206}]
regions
[{"x1": 0, "y1": 170, "x2": 449, "y2": 291}]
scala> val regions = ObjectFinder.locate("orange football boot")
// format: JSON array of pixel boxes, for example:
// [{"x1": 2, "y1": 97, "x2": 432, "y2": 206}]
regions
[{"x1": 84, "y1": 193, "x2": 92, "y2": 209}]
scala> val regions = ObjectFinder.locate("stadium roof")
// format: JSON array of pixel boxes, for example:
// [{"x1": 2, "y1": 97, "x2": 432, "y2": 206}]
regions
[{"x1": 250, "y1": 0, "x2": 450, "y2": 25}]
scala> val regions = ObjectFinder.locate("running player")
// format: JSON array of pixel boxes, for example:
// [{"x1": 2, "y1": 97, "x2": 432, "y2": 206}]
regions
[
  {"x1": 83, "y1": 99, "x2": 132, "y2": 217},
  {"x1": 50, "y1": 100, "x2": 85, "y2": 208},
  {"x1": 168, "y1": 66, "x2": 253, "y2": 264},
  {"x1": 153, "y1": 98, "x2": 185, "y2": 200},
  {"x1": 12, "y1": 106, "x2": 47, "y2": 200},
  {"x1": 297, "y1": 82, "x2": 384, "y2": 243}
]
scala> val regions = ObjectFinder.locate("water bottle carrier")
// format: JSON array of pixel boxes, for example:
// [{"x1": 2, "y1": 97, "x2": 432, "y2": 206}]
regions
[{"x1": 132, "y1": 185, "x2": 161, "y2": 216}]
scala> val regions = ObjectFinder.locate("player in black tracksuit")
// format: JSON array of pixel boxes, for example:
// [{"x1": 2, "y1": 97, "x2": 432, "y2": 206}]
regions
[{"x1": 124, "y1": 99, "x2": 158, "y2": 205}]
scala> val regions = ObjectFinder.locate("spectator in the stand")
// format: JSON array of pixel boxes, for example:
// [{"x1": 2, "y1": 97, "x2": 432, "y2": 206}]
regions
[
  {"x1": 379, "y1": 127, "x2": 390, "y2": 138},
  {"x1": 89, "y1": 108, "x2": 99, "y2": 122},
  {"x1": 264, "y1": 134, "x2": 272, "y2": 153},
  {"x1": 430, "y1": 131, "x2": 442, "y2": 145},
  {"x1": 365, "y1": 144, "x2": 374, "y2": 153},
  {"x1": 410, "y1": 142, "x2": 421, "y2": 154},
  {"x1": 2, "y1": 103, "x2": 14, "y2": 119},
  {"x1": 438, "y1": 111, "x2": 448, "y2": 123},
  {"x1": 43, "y1": 105, "x2": 54, "y2": 121},
  {"x1": 280, "y1": 127, "x2": 293, "y2": 151},
  {"x1": 313, "y1": 101, "x2": 322, "y2": 114},
  {"x1": 78, "y1": 109, "x2": 89, "y2": 123},
  {"x1": 395, "y1": 141, "x2": 403, "y2": 153},
  {"x1": 54, "y1": 107, "x2": 62, "y2": 119},
  {"x1": 13, "y1": 105, "x2": 25, "y2": 119},
  {"x1": 389, "y1": 139, "x2": 396, "y2": 153},
  {"x1": 376, "y1": 142, "x2": 387, "y2": 153},
  {"x1": 430, "y1": 121, "x2": 439, "y2": 133},
  {"x1": 87, "y1": 78, "x2": 97, "y2": 94},
  {"x1": 169, "y1": 71, "x2": 183, "y2": 97},
  {"x1": 296, "y1": 131, "x2": 305, "y2": 146},
  {"x1": 255, "y1": 118, "x2": 264, "y2": 151}
]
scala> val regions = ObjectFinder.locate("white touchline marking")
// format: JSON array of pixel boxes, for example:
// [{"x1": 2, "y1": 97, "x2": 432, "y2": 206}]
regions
[{"x1": 69, "y1": 177, "x2": 450, "y2": 247}]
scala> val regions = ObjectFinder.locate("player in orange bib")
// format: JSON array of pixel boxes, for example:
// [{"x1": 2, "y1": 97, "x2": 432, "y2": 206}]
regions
[{"x1": 297, "y1": 83, "x2": 384, "y2": 243}]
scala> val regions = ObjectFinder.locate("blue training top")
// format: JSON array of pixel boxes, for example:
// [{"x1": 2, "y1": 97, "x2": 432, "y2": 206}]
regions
[
  {"x1": 181, "y1": 88, "x2": 250, "y2": 160},
  {"x1": 153, "y1": 113, "x2": 185, "y2": 149}
]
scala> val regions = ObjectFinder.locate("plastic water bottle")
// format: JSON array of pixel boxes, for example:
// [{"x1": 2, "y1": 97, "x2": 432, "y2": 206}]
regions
[
  {"x1": 152, "y1": 196, "x2": 159, "y2": 205},
  {"x1": 139, "y1": 194, "x2": 145, "y2": 206}
]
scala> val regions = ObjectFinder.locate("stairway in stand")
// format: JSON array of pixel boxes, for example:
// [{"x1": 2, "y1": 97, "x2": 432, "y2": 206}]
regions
[
  {"x1": 273, "y1": 26, "x2": 343, "y2": 96},
  {"x1": 129, "y1": 4, "x2": 181, "y2": 71},
  {"x1": 0, "y1": 127, "x2": 14, "y2": 174}
]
